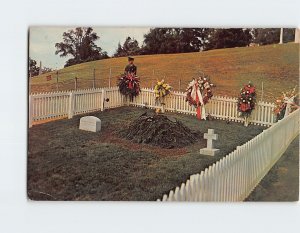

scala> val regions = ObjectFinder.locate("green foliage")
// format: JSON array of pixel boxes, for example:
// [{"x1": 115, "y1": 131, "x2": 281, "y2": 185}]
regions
[
  {"x1": 113, "y1": 37, "x2": 141, "y2": 57},
  {"x1": 253, "y1": 28, "x2": 280, "y2": 45},
  {"x1": 29, "y1": 57, "x2": 40, "y2": 77},
  {"x1": 253, "y1": 28, "x2": 295, "y2": 45},
  {"x1": 29, "y1": 58, "x2": 52, "y2": 77},
  {"x1": 141, "y1": 28, "x2": 210, "y2": 54},
  {"x1": 204, "y1": 28, "x2": 252, "y2": 50},
  {"x1": 55, "y1": 27, "x2": 109, "y2": 67}
]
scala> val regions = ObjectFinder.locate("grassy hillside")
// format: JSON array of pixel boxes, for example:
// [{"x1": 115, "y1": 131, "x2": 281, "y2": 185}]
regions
[{"x1": 30, "y1": 43, "x2": 299, "y2": 101}]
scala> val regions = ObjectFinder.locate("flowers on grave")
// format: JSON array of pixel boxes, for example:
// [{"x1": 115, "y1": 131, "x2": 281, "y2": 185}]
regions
[
  {"x1": 186, "y1": 76, "x2": 214, "y2": 108},
  {"x1": 273, "y1": 87, "x2": 298, "y2": 120},
  {"x1": 118, "y1": 73, "x2": 141, "y2": 100},
  {"x1": 154, "y1": 79, "x2": 172, "y2": 114},
  {"x1": 154, "y1": 79, "x2": 172, "y2": 99},
  {"x1": 237, "y1": 82, "x2": 256, "y2": 118},
  {"x1": 185, "y1": 75, "x2": 215, "y2": 119}
]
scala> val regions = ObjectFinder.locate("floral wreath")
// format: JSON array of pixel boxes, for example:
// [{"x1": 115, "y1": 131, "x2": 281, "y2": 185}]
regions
[
  {"x1": 118, "y1": 73, "x2": 141, "y2": 100},
  {"x1": 237, "y1": 82, "x2": 256, "y2": 117},
  {"x1": 186, "y1": 76, "x2": 214, "y2": 108},
  {"x1": 154, "y1": 79, "x2": 172, "y2": 100},
  {"x1": 273, "y1": 87, "x2": 298, "y2": 121}
]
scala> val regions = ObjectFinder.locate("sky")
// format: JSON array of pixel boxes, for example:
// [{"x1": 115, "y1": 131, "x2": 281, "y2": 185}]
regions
[{"x1": 29, "y1": 27, "x2": 151, "y2": 69}]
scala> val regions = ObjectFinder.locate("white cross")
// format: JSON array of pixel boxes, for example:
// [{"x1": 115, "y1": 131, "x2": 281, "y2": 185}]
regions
[
  {"x1": 200, "y1": 129, "x2": 220, "y2": 156},
  {"x1": 204, "y1": 129, "x2": 218, "y2": 149}
]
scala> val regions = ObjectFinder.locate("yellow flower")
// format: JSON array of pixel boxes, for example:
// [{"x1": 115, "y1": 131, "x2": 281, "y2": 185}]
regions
[
  {"x1": 157, "y1": 81, "x2": 162, "y2": 86},
  {"x1": 163, "y1": 84, "x2": 167, "y2": 88}
]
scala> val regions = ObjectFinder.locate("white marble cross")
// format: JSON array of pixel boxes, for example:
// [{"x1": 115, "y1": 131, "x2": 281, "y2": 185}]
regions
[{"x1": 200, "y1": 129, "x2": 220, "y2": 156}]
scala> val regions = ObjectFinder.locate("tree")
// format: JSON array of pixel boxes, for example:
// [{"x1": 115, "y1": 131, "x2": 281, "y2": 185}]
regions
[
  {"x1": 204, "y1": 28, "x2": 252, "y2": 50},
  {"x1": 252, "y1": 28, "x2": 280, "y2": 45},
  {"x1": 113, "y1": 37, "x2": 141, "y2": 57},
  {"x1": 55, "y1": 27, "x2": 109, "y2": 67},
  {"x1": 141, "y1": 28, "x2": 210, "y2": 54},
  {"x1": 29, "y1": 58, "x2": 40, "y2": 77},
  {"x1": 253, "y1": 28, "x2": 295, "y2": 45}
]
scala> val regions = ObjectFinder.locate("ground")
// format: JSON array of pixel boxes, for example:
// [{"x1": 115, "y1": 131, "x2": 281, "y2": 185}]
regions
[
  {"x1": 28, "y1": 106, "x2": 266, "y2": 201},
  {"x1": 30, "y1": 43, "x2": 299, "y2": 102},
  {"x1": 245, "y1": 136, "x2": 299, "y2": 201}
]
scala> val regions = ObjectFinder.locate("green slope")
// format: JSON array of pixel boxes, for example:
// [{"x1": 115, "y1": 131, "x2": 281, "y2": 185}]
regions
[{"x1": 30, "y1": 43, "x2": 299, "y2": 102}]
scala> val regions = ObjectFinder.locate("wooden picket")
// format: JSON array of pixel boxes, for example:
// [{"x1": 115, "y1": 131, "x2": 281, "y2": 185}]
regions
[
  {"x1": 130, "y1": 89, "x2": 276, "y2": 126},
  {"x1": 157, "y1": 109, "x2": 300, "y2": 202},
  {"x1": 29, "y1": 87, "x2": 276, "y2": 127}
]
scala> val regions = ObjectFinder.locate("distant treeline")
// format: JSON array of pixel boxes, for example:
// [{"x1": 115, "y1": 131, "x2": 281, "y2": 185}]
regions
[
  {"x1": 30, "y1": 27, "x2": 296, "y2": 72},
  {"x1": 114, "y1": 28, "x2": 295, "y2": 57}
]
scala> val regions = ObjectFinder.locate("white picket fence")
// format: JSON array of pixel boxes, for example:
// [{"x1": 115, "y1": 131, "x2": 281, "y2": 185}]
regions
[
  {"x1": 29, "y1": 87, "x2": 275, "y2": 127},
  {"x1": 157, "y1": 108, "x2": 300, "y2": 202},
  {"x1": 29, "y1": 87, "x2": 124, "y2": 125},
  {"x1": 130, "y1": 88, "x2": 275, "y2": 126},
  {"x1": 28, "y1": 87, "x2": 299, "y2": 201}
]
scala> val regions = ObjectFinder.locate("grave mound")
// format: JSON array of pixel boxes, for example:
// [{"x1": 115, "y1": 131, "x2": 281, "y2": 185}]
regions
[{"x1": 120, "y1": 113, "x2": 201, "y2": 148}]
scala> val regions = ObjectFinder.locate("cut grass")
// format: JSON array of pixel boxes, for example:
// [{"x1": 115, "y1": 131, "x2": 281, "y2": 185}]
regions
[
  {"x1": 30, "y1": 43, "x2": 299, "y2": 102},
  {"x1": 245, "y1": 136, "x2": 299, "y2": 201},
  {"x1": 28, "y1": 106, "x2": 266, "y2": 201}
]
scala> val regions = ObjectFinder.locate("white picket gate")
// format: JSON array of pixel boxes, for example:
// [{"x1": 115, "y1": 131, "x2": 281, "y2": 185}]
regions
[{"x1": 157, "y1": 108, "x2": 300, "y2": 202}]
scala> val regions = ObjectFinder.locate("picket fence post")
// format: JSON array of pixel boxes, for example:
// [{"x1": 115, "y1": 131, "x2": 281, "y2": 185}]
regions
[
  {"x1": 29, "y1": 95, "x2": 33, "y2": 128},
  {"x1": 101, "y1": 88, "x2": 106, "y2": 111},
  {"x1": 68, "y1": 92, "x2": 74, "y2": 119}
]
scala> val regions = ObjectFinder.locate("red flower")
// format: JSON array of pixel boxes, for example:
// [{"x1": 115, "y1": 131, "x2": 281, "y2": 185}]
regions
[
  {"x1": 245, "y1": 85, "x2": 255, "y2": 94},
  {"x1": 240, "y1": 103, "x2": 251, "y2": 112}
]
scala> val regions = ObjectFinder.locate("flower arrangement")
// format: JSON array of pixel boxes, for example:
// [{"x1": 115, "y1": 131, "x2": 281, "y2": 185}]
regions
[
  {"x1": 118, "y1": 73, "x2": 141, "y2": 100},
  {"x1": 237, "y1": 82, "x2": 256, "y2": 118},
  {"x1": 154, "y1": 79, "x2": 172, "y2": 100},
  {"x1": 186, "y1": 76, "x2": 214, "y2": 108},
  {"x1": 273, "y1": 87, "x2": 298, "y2": 121}
]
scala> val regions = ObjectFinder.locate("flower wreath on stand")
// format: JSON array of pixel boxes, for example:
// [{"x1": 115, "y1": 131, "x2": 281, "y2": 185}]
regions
[
  {"x1": 154, "y1": 79, "x2": 172, "y2": 113},
  {"x1": 273, "y1": 87, "x2": 298, "y2": 121},
  {"x1": 118, "y1": 73, "x2": 141, "y2": 101},
  {"x1": 237, "y1": 82, "x2": 256, "y2": 126},
  {"x1": 185, "y1": 75, "x2": 214, "y2": 120}
]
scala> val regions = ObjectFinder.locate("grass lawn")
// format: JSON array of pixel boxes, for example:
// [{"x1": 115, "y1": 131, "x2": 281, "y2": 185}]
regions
[
  {"x1": 30, "y1": 43, "x2": 299, "y2": 102},
  {"x1": 28, "y1": 106, "x2": 267, "y2": 201},
  {"x1": 245, "y1": 136, "x2": 299, "y2": 201}
]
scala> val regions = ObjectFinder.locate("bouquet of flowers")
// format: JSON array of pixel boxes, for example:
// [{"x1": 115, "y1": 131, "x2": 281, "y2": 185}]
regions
[
  {"x1": 273, "y1": 87, "x2": 298, "y2": 121},
  {"x1": 154, "y1": 79, "x2": 172, "y2": 100},
  {"x1": 118, "y1": 73, "x2": 141, "y2": 100},
  {"x1": 186, "y1": 76, "x2": 214, "y2": 108},
  {"x1": 237, "y1": 82, "x2": 256, "y2": 118}
]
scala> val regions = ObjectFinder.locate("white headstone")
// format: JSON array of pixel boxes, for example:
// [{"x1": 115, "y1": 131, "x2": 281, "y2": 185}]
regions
[
  {"x1": 200, "y1": 129, "x2": 220, "y2": 156},
  {"x1": 79, "y1": 116, "x2": 101, "y2": 132}
]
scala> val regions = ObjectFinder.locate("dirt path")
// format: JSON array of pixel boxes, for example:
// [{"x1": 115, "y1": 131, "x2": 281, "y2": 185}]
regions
[{"x1": 246, "y1": 136, "x2": 299, "y2": 201}]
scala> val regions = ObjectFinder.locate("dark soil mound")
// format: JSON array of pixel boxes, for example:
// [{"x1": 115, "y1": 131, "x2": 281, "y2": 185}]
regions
[{"x1": 120, "y1": 113, "x2": 201, "y2": 148}]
